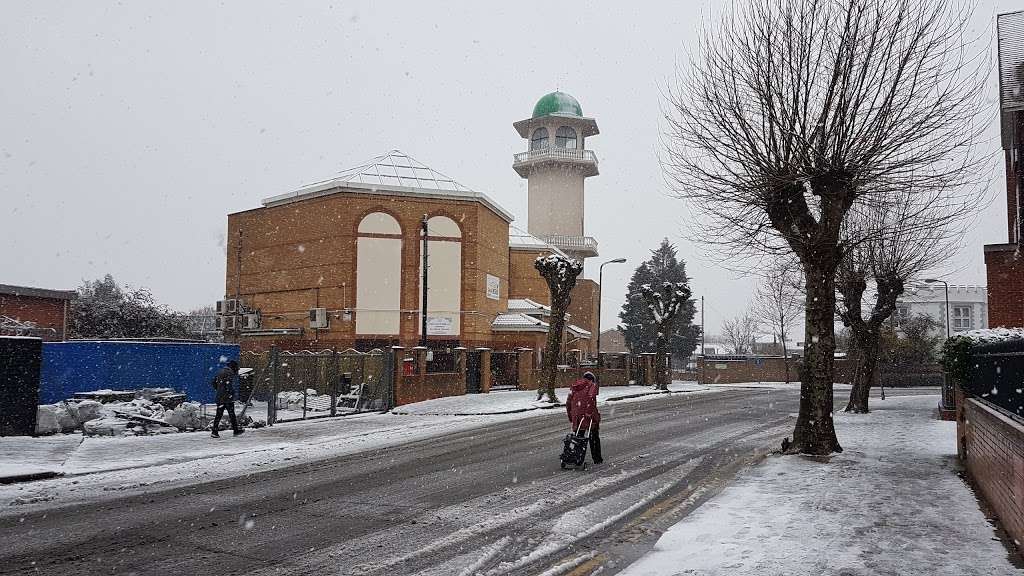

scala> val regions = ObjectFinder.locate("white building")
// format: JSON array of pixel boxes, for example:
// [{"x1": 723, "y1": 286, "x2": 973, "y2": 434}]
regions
[{"x1": 894, "y1": 284, "x2": 988, "y2": 337}]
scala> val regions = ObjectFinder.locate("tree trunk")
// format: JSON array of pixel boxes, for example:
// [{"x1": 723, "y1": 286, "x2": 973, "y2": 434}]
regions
[
  {"x1": 780, "y1": 322, "x2": 790, "y2": 384},
  {"x1": 654, "y1": 325, "x2": 669, "y2": 390},
  {"x1": 786, "y1": 264, "x2": 843, "y2": 454},
  {"x1": 845, "y1": 331, "x2": 880, "y2": 413},
  {"x1": 538, "y1": 299, "x2": 568, "y2": 403}
]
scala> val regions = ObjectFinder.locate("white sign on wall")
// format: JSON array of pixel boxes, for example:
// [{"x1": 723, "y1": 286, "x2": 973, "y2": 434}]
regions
[
  {"x1": 426, "y1": 316, "x2": 454, "y2": 336},
  {"x1": 486, "y1": 274, "x2": 500, "y2": 300}
]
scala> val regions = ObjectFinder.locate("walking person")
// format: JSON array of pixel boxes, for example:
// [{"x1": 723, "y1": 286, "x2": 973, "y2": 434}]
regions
[
  {"x1": 566, "y1": 371, "x2": 603, "y2": 464},
  {"x1": 211, "y1": 360, "x2": 245, "y2": 438}
]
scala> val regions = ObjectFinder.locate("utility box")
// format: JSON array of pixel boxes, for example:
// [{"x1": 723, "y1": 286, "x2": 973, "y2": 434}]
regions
[{"x1": 0, "y1": 336, "x2": 42, "y2": 436}]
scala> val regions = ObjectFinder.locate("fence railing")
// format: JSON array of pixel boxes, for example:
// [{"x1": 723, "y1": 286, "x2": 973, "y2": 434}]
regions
[
  {"x1": 240, "y1": 347, "x2": 393, "y2": 425},
  {"x1": 513, "y1": 147, "x2": 598, "y2": 165}
]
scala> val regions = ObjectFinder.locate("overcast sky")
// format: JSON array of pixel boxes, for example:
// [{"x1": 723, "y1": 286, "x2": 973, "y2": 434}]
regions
[{"x1": 1, "y1": 1, "x2": 1016, "y2": 337}]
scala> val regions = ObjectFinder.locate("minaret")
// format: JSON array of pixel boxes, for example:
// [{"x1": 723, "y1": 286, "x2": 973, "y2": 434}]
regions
[{"x1": 513, "y1": 91, "x2": 600, "y2": 261}]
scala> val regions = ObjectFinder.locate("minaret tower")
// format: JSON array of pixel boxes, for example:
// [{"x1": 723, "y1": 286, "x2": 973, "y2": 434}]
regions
[{"x1": 513, "y1": 91, "x2": 600, "y2": 261}]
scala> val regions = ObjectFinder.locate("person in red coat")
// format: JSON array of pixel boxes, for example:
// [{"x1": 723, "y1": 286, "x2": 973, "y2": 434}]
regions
[{"x1": 566, "y1": 371, "x2": 603, "y2": 464}]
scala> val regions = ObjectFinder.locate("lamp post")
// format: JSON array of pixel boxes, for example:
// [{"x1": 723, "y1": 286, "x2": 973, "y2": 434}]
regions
[
  {"x1": 923, "y1": 279, "x2": 951, "y2": 339},
  {"x1": 924, "y1": 278, "x2": 952, "y2": 411},
  {"x1": 596, "y1": 258, "x2": 627, "y2": 365}
]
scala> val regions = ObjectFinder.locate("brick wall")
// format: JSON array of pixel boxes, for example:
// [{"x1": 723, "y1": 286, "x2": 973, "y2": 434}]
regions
[
  {"x1": 226, "y1": 189, "x2": 510, "y2": 352},
  {"x1": 0, "y1": 294, "x2": 68, "y2": 341},
  {"x1": 696, "y1": 357, "x2": 856, "y2": 384},
  {"x1": 985, "y1": 244, "x2": 1024, "y2": 329},
  {"x1": 958, "y1": 397, "x2": 1024, "y2": 554}
]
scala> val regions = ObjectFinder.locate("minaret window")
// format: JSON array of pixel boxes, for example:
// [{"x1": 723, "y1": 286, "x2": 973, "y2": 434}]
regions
[
  {"x1": 555, "y1": 126, "x2": 577, "y2": 149},
  {"x1": 530, "y1": 128, "x2": 549, "y2": 150}
]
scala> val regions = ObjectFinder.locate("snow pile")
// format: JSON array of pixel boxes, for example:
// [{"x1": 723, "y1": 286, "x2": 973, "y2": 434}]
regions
[
  {"x1": 955, "y1": 327, "x2": 1024, "y2": 344},
  {"x1": 163, "y1": 402, "x2": 204, "y2": 431},
  {"x1": 277, "y1": 389, "x2": 319, "y2": 410},
  {"x1": 620, "y1": 395, "x2": 1021, "y2": 576}
]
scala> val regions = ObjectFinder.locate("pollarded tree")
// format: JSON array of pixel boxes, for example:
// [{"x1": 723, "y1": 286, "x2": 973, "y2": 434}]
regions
[
  {"x1": 665, "y1": 0, "x2": 986, "y2": 454},
  {"x1": 639, "y1": 281, "x2": 693, "y2": 390},
  {"x1": 722, "y1": 309, "x2": 759, "y2": 355},
  {"x1": 618, "y1": 239, "x2": 700, "y2": 362},
  {"x1": 535, "y1": 254, "x2": 584, "y2": 403}
]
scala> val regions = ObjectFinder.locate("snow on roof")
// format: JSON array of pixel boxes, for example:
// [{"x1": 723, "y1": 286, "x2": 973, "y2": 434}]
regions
[
  {"x1": 508, "y1": 225, "x2": 568, "y2": 257},
  {"x1": 507, "y1": 298, "x2": 551, "y2": 315},
  {"x1": 261, "y1": 150, "x2": 514, "y2": 222},
  {"x1": 491, "y1": 313, "x2": 549, "y2": 332},
  {"x1": 568, "y1": 324, "x2": 592, "y2": 339}
]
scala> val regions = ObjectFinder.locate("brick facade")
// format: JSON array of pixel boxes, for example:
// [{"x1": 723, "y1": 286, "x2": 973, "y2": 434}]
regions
[
  {"x1": 0, "y1": 286, "x2": 74, "y2": 341},
  {"x1": 985, "y1": 244, "x2": 1024, "y2": 328},
  {"x1": 958, "y1": 396, "x2": 1024, "y2": 556},
  {"x1": 696, "y1": 356, "x2": 856, "y2": 384}
]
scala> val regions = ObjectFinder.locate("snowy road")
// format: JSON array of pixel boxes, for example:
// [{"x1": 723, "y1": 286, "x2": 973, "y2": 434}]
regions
[{"x1": 0, "y1": 388, "x2": 799, "y2": 575}]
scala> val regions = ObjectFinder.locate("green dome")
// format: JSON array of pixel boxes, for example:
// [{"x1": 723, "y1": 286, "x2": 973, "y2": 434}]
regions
[{"x1": 532, "y1": 91, "x2": 582, "y2": 118}]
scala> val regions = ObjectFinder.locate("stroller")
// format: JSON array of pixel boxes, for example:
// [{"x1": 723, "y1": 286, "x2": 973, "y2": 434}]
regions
[{"x1": 560, "y1": 418, "x2": 593, "y2": 470}]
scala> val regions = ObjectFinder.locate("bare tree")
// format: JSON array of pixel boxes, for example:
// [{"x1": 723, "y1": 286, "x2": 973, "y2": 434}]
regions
[
  {"x1": 639, "y1": 281, "x2": 693, "y2": 390},
  {"x1": 665, "y1": 0, "x2": 987, "y2": 454},
  {"x1": 722, "y1": 310, "x2": 759, "y2": 355},
  {"x1": 836, "y1": 195, "x2": 967, "y2": 412},
  {"x1": 753, "y1": 261, "x2": 803, "y2": 382},
  {"x1": 535, "y1": 254, "x2": 584, "y2": 403}
]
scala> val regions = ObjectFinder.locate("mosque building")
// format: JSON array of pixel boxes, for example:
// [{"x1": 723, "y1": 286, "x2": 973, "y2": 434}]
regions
[{"x1": 220, "y1": 92, "x2": 602, "y2": 361}]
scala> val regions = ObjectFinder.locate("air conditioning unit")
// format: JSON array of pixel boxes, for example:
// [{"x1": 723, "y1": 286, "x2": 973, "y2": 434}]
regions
[
  {"x1": 309, "y1": 307, "x2": 329, "y2": 329},
  {"x1": 217, "y1": 315, "x2": 239, "y2": 332},
  {"x1": 243, "y1": 313, "x2": 260, "y2": 330}
]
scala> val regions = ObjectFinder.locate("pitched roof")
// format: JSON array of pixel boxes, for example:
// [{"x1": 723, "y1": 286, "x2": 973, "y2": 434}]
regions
[
  {"x1": 491, "y1": 313, "x2": 548, "y2": 332},
  {"x1": 261, "y1": 150, "x2": 514, "y2": 222},
  {"x1": 507, "y1": 298, "x2": 551, "y2": 316},
  {"x1": 0, "y1": 284, "x2": 76, "y2": 300}
]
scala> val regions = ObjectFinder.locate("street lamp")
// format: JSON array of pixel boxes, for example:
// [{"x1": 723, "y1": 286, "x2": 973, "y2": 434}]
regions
[
  {"x1": 923, "y1": 278, "x2": 951, "y2": 339},
  {"x1": 596, "y1": 258, "x2": 627, "y2": 365},
  {"x1": 924, "y1": 278, "x2": 953, "y2": 411}
]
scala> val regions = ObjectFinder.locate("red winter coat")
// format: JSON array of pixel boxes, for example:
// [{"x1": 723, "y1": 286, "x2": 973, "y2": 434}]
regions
[{"x1": 566, "y1": 378, "x2": 600, "y2": 431}]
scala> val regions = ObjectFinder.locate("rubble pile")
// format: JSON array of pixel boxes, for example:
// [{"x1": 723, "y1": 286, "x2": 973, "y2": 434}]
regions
[{"x1": 34, "y1": 389, "x2": 210, "y2": 437}]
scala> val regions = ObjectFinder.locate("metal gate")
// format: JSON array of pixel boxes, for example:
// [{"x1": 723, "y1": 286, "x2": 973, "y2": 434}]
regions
[
  {"x1": 466, "y1": 350, "x2": 482, "y2": 394},
  {"x1": 239, "y1": 347, "x2": 395, "y2": 425},
  {"x1": 490, "y1": 351, "x2": 519, "y2": 390}
]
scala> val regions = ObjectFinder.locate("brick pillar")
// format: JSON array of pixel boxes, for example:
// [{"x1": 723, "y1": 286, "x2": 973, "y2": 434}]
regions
[
  {"x1": 641, "y1": 353, "x2": 655, "y2": 386},
  {"x1": 455, "y1": 347, "x2": 468, "y2": 392},
  {"x1": 478, "y1": 348, "x2": 492, "y2": 393},
  {"x1": 625, "y1": 354, "x2": 633, "y2": 385},
  {"x1": 413, "y1": 346, "x2": 428, "y2": 375},
  {"x1": 517, "y1": 348, "x2": 535, "y2": 390}
]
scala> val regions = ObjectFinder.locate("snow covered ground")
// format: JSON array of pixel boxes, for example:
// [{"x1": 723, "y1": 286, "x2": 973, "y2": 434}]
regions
[
  {"x1": 620, "y1": 394, "x2": 1022, "y2": 576},
  {"x1": 0, "y1": 382, "x2": 714, "y2": 513}
]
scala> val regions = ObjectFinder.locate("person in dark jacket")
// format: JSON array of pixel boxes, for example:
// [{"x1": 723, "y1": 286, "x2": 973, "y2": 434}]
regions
[
  {"x1": 566, "y1": 371, "x2": 602, "y2": 464},
  {"x1": 211, "y1": 360, "x2": 244, "y2": 438}
]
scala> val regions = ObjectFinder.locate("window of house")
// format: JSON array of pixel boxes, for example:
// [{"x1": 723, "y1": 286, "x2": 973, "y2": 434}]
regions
[
  {"x1": 555, "y1": 126, "x2": 577, "y2": 149},
  {"x1": 952, "y1": 306, "x2": 973, "y2": 331},
  {"x1": 894, "y1": 305, "x2": 910, "y2": 327},
  {"x1": 530, "y1": 127, "x2": 549, "y2": 150}
]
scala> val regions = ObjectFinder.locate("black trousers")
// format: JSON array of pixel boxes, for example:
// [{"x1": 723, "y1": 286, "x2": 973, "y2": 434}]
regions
[
  {"x1": 213, "y1": 401, "x2": 239, "y2": 431},
  {"x1": 589, "y1": 424, "x2": 603, "y2": 463}
]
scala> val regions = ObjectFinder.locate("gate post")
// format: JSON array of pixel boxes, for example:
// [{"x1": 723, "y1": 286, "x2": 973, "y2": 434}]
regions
[
  {"x1": 390, "y1": 346, "x2": 404, "y2": 407},
  {"x1": 517, "y1": 348, "x2": 535, "y2": 390},
  {"x1": 455, "y1": 347, "x2": 468, "y2": 391},
  {"x1": 478, "y1": 348, "x2": 492, "y2": 393}
]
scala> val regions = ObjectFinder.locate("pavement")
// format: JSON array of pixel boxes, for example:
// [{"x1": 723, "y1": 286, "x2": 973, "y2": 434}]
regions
[{"x1": 0, "y1": 387, "x2": 797, "y2": 575}]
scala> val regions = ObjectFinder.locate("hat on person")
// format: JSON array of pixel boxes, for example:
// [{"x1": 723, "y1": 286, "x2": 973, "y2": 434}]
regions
[
  {"x1": 228, "y1": 360, "x2": 239, "y2": 371},
  {"x1": 583, "y1": 371, "x2": 596, "y2": 382}
]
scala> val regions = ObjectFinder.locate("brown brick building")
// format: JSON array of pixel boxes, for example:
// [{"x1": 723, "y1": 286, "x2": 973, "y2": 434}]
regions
[
  {"x1": 985, "y1": 12, "x2": 1024, "y2": 329},
  {"x1": 0, "y1": 284, "x2": 76, "y2": 341},
  {"x1": 223, "y1": 150, "x2": 597, "y2": 358}
]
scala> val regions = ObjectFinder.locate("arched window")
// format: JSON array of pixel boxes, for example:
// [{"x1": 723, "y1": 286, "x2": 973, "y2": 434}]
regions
[
  {"x1": 421, "y1": 215, "x2": 462, "y2": 338},
  {"x1": 530, "y1": 127, "x2": 549, "y2": 151},
  {"x1": 356, "y1": 212, "x2": 402, "y2": 335},
  {"x1": 555, "y1": 126, "x2": 577, "y2": 149}
]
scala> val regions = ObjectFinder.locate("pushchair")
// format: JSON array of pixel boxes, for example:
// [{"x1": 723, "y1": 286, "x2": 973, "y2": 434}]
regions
[{"x1": 560, "y1": 418, "x2": 592, "y2": 470}]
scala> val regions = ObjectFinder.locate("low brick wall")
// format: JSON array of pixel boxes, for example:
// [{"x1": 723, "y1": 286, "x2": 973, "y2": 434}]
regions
[
  {"x1": 958, "y1": 396, "x2": 1024, "y2": 554},
  {"x1": 696, "y1": 357, "x2": 856, "y2": 384},
  {"x1": 536, "y1": 367, "x2": 632, "y2": 390},
  {"x1": 394, "y1": 372, "x2": 465, "y2": 406}
]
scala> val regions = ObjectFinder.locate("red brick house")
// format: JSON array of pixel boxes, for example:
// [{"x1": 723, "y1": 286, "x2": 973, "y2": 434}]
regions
[
  {"x1": 0, "y1": 284, "x2": 76, "y2": 341},
  {"x1": 985, "y1": 11, "x2": 1024, "y2": 329}
]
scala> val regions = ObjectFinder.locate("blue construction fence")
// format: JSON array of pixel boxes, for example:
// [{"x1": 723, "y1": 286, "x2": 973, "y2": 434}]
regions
[{"x1": 39, "y1": 341, "x2": 239, "y2": 405}]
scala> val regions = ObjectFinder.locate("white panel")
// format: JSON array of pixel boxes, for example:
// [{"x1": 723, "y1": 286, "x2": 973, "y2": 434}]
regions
[
  {"x1": 420, "y1": 239, "x2": 461, "y2": 336},
  {"x1": 356, "y1": 237, "x2": 402, "y2": 334},
  {"x1": 358, "y1": 212, "x2": 401, "y2": 235},
  {"x1": 428, "y1": 215, "x2": 462, "y2": 238}
]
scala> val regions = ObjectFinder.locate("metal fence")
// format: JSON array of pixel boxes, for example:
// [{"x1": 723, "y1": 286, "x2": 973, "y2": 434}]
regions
[
  {"x1": 966, "y1": 339, "x2": 1024, "y2": 420},
  {"x1": 239, "y1": 347, "x2": 393, "y2": 425}
]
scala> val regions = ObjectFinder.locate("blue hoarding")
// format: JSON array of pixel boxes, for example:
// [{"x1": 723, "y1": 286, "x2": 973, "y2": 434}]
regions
[{"x1": 39, "y1": 341, "x2": 239, "y2": 404}]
